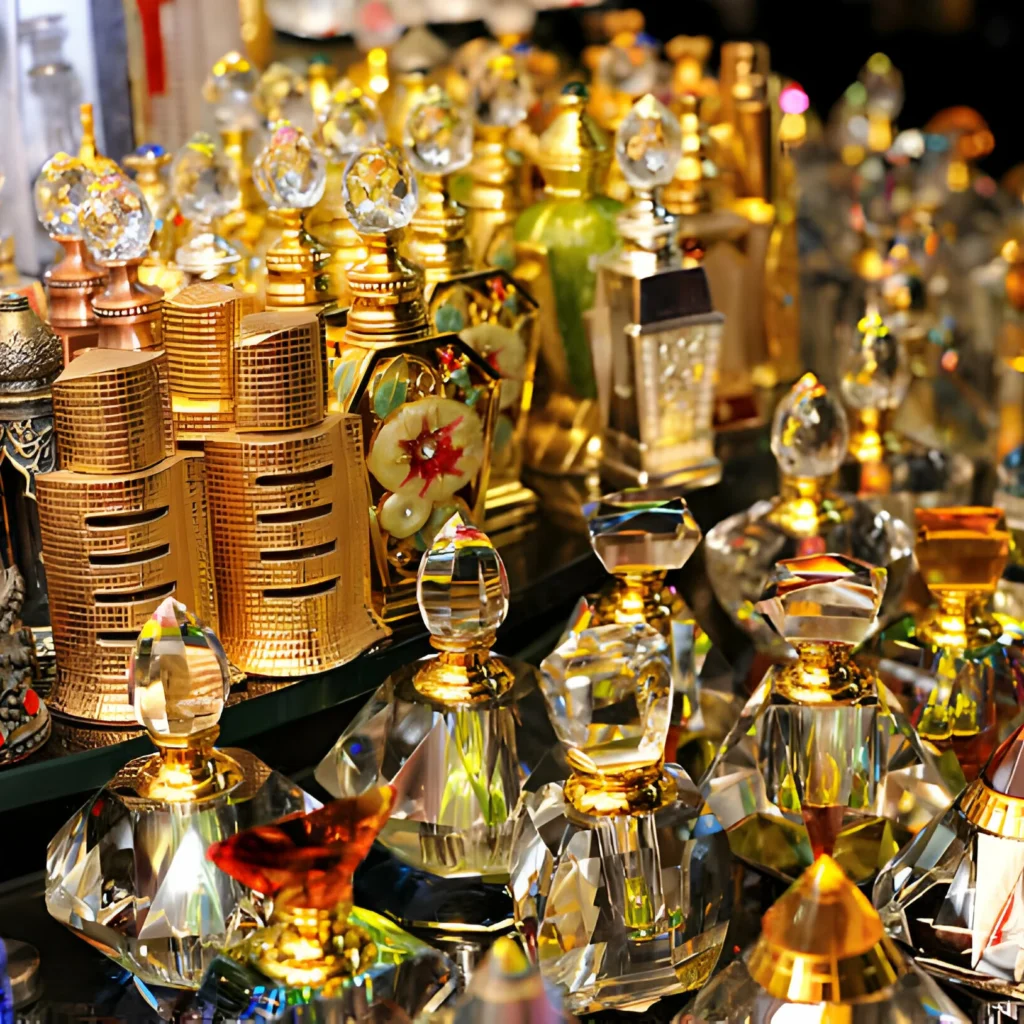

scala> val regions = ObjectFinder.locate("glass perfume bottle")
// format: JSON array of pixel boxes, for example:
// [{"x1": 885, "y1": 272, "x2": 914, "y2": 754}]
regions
[
  {"x1": 514, "y1": 85, "x2": 621, "y2": 479},
  {"x1": 198, "y1": 791, "x2": 453, "y2": 1020},
  {"x1": 696, "y1": 855, "x2": 969, "y2": 1024},
  {"x1": 253, "y1": 120, "x2": 334, "y2": 310},
  {"x1": 510, "y1": 614, "x2": 733, "y2": 1013},
  {"x1": 701, "y1": 554, "x2": 962, "y2": 886},
  {"x1": 403, "y1": 85, "x2": 474, "y2": 293},
  {"x1": 704, "y1": 373, "x2": 914, "y2": 618},
  {"x1": 122, "y1": 143, "x2": 179, "y2": 271},
  {"x1": 592, "y1": 93, "x2": 723, "y2": 489},
  {"x1": 45, "y1": 599, "x2": 318, "y2": 989}
]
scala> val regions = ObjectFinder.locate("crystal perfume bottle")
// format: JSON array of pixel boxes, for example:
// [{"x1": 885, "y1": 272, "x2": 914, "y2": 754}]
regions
[
  {"x1": 403, "y1": 85, "x2": 475, "y2": 293},
  {"x1": 701, "y1": 554, "x2": 962, "y2": 886},
  {"x1": 122, "y1": 143, "x2": 178, "y2": 272},
  {"x1": 592, "y1": 93, "x2": 723, "y2": 489},
  {"x1": 253, "y1": 121, "x2": 334, "y2": 310},
  {"x1": 704, "y1": 373, "x2": 914, "y2": 618},
  {"x1": 695, "y1": 855, "x2": 969, "y2": 1024},
  {"x1": 514, "y1": 86, "x2": 621, "y2": 478},
  {"x1": 45, "y1": 598, "x2": 318, "y2": 989},
  {"x1": 510, "y1": 615, "x2": 733, "y2": 1013}
]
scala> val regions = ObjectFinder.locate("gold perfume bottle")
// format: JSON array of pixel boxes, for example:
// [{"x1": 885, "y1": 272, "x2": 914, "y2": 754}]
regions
[
  {"x1": 592, "y1": 93, "x2": 723, "y2": 489},
  {"x1": 402, "y1": 85, "x2": 474, "y2": 294},
  {"x1": 325, "y1": 146, "x2": 500, "y2": 622}
]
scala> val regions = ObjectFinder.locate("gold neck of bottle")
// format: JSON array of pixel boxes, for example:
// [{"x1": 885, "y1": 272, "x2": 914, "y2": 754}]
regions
[
  {"x1": 608, "y1": 570, "x2": 670, "y2": 624},
  {"x1": 848, "y1": 407, "x2": 894, "y2": 464},
  {"x1": 405, "y1": 172, "x2": 472, "y2": 285},
  {"x1": 962, "y1": 775, "x2": 1024, "y2": 839},
  {"x1": 774, "y1": 641, "x2": 872, "y2": 704},
  {"x1": 617, "y1": 191, "x2": 680, "y2": 265},
  {"x1": 257, "y1": 900, "x2": 363, "y2": 989},
  {"x1": 917, "y1": 590, "x2": 1000, "y2": 650},
  {"x1": 412, "y1": 632, "x2": 517, "y2": 704},
  {"x1": 470, "y1": 126, "x2": 517, "y2": 190},
  {"x1": 564, "y1": 758, "x2": 677, "y2": 816},
  {"x1": 767, "y1": 474, "x2": 850, "y2": 537},
  {"x1": 136, "y1": 726, "x2": 242, "y2": 802}
]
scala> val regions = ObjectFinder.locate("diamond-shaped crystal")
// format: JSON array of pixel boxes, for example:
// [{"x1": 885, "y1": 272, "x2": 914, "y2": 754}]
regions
[
  {"x1": 170, "y1": 131, "x2": 240, "y2": 223},
  {"x1": 79, "y1": 171, "x2": 154, "y2": 262},
  {"x1": 404, "y1": 85, "x2": 473, "y2": 176},
  {"x1": 473, "y1": 52, "x2": 531, "y2": 128},
  {"x1": 840, "y1": 306, "x2": 911, "y2": 412},
  {"x1": 253, "y1": 121, "x2": 326, "y2": 211},
  {"x1": 343, "y1": 145, "x2": 419, "y2": 233},
  {"x1": 33, "y1": 153, "x2": 94, "y2": 238},
  {"x1": 320, "y1": 88, "x2": 384, "y2": 163},
  {"x1": 772, "y1": 372, "x2": 850, "y2": 479},
  {"x1": 615, "y1": 93, "x2": 682, "y2": 192},
  {"x1": 203, "y1": 50, "x2": 259, "y2": 130}
]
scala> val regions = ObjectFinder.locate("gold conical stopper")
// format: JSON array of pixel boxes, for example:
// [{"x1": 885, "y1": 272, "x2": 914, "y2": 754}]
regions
[{"x1": 535, "y1": 88, "x2": 610, "y2": 199}]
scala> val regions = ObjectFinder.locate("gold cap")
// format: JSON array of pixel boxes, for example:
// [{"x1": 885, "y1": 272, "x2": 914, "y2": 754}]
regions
[
  {"x1": 915, "y1": 507, "x2": 1009, "y2": 595},
  {"x1": 535, "y1": 87, "x2": 611, "y2": 198}
]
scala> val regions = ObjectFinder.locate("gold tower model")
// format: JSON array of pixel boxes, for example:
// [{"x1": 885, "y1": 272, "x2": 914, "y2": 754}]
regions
[{"x1": 36, "y1": 348, "x2": 216, "y2": 724}]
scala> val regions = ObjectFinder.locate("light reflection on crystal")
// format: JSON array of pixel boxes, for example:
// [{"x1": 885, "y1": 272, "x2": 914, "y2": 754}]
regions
[
  {"x1": 615, "y1": 93, "x2": 682, "y2": 192},
  {"x1": 252, "y1": 121, "x2": 326, "y2": 210},
  {"x1": 343, "y1": 145, "x2": 419, "y2": 233},
  {"x1": 170, "y1": 131, "x2": 240, "y2": 223},
  {"x1": 33, "y1": 153, "x2": 94, "y2": 238},
  {"x1": 404, "y1": 85, "x2": 474, "y2": 176},
  {"x1": 80, "y1": 172, "x2": 155, "y2": 262}
]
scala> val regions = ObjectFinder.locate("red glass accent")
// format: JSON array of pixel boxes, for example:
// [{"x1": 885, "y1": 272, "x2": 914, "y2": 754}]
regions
[
  {"x1": 801, "y1": 804, "x2": 845, "y2": 860},
  {"x1": 398, "y1": 416, "x2": 466, "y2": 499},
  {"x1": 22, "y1": 689, "x2": 39, "y2": 716}
]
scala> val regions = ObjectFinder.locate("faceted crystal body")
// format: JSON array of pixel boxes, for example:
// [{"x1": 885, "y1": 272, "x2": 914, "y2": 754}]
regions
[
  {"x1": 203, "y1": 50, "x2": 259, "y2": 130},
  {"x1": 80, "y1": 172, "x2": 155, "y2": 262},
  {"x1": 170, "y1": 132, "x2": 240, "y2": 223},
  {"x1": 129, "y1": 597, "x2": 231, "y2": 741},
  {"x1": 33, "y1": 153, "x2": 94, "y2": 238},
  {"x1": 473, "y1": 53, "x2": 530, "y2": 129},
  {"x1": 343, "y1": 145, "x2": 418, "y2": 233},
  {"x1": 404, "y1": 86, "x2": 473, "y2": 176},
  {"x1": 615, "y1": 94, "x2": 682, "y2": 192},
  {"x1": 320, "y1": 90, "x2": 384, "y2": 163},
  {"x1": 773, "y1": 372, "x2": 849, "y2": 479},
  {"x1": 252, "y1": 122, "x2": 326, "y2": 210},
  {"x1": 841, "y1": 308, "x2": 911, "y2": 413}
]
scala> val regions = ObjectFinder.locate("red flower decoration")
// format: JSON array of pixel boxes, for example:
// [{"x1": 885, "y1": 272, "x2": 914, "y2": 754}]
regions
[{"x1": 399, "y1": 415, "x2": 466, "y2": 499}]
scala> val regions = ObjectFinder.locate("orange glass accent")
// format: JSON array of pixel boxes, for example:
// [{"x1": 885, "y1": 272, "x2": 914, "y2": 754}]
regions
[{"x1": 915, "y1": 507, "x2": 1010, "y2": 594}]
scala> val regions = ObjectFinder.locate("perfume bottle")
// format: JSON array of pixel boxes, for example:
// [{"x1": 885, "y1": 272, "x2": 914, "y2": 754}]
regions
[
  {"x1": 705, "y1": 373, "x2": 914, "y2": 617},
  {"x1": 696, "y1": 855, "x2": 969, "y2": 1024},
  {"x1": 385, "y1": 26, "x2": 451, "y2": 145},
  {"x1": 325, "y1": 146, "x2": 500, "y2": 622},
  {"x1": 79, "y1": 171, "x2": 163, "y2": 351},
  {"x1": 255, "y1": 61, "x2": 311, "y2": 132},
  {"x1": 514, "y1": 86, "x2": 621, "y2": 478},
  {"x1": 32, "y1": 152, "x2": 106, "y2": 361},
  {"x1": 122, "y1": 143, "x2": 179, "y2": 273},
  {"x1": 305, "y1": 85, "x2": 383, "y2": 306},
  {"x1": 510, "y1": 615, "x2": 733, "y2": 1013},
  {"x1": 873, "y1": 508, "x2": 1011, "y2": 781},
  {"x1": 198, "y1": 792, "x2": 454, "y2": 1019},
  {"x1": 592, "y1": 93, "x2": 723, "y2": 489},
  {"x1": 403, "y1": 85, "x2": 474, "y2": 293},
  {"x1": 701, "y1": 554, "x2": 962, "y2": 886},
  {"x1": 45, "y1": 598, "x2": 318, "y2": 989},
  {"x1": 253, "y1": 121, "x2": 334, "y2": 310}
]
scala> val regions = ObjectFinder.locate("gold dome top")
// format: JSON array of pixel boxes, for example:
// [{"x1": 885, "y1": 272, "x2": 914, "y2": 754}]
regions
[
  {"x1": 0, "y1": 294, "x2": 63, "y2": 393},
  {"x1": 535, "y1": 88, "x2": 611, "y2": 198}
]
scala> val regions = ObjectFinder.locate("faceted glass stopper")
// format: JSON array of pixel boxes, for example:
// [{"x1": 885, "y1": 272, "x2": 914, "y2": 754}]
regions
[
  {"x1": 840, "y1": 307, "x2": 910, "y2": 412},
  {"x1": 207, "y1": 788, "x2": 395, "y2": 911},
  {"x1": 171, "y1": 131, "x2": 240, "y2": 223},
  {"x1": 756, "y1": 553, "x2": 886, "y2": 646},
  {"x1": 320, "y1": 89, "x2": 385, "y2": 163},
  {"x1": 473, "y1": 52, "x2": 530, "y2": 129},
  {"x1": 585, "y1": 488, "x2": 701, "y2": 575},
  {"x1": 79, "y1": 171, "x2": 155, "y2": 262},
  {"x1": 254, "y1": 61, "x2": 308, "y2": 123},
  {"x1": 404, "y1": 85, "x2": 474, "y2": 176},
  {"x1": 252, "y1": 121, "x2": 327, "y2": 210},
  {"x1": 540, "y1": 622, "x2": 672, "y2": 776},
  {"x1": 417, "y1": 513, "x2": 509, "y2": 641},
  {"x1": 33, "y1": 152, "x2": 94, "y2": 238},
  {"x1": 915, "y1": 507, "x2": 1009, "y2": 595},
  {"x1": 343, "y1": 145, "x2": 418, "y2": 233},
  {"x1": 129, "y1": 597, "x2": 231, "y2": 742},
  {"x1": 203, "y1": 50, "x2": 259, "y2": 130},
  {"x1": 771, "y1": 372, "x2": 849, "y2": 480},
  {"x1": 615, "y1": 93, "x2": 682, "y2": 192}
]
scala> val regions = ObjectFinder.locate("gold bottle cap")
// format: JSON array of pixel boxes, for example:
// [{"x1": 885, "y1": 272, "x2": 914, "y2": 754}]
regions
[
  {"x1": 915, "y1": 507, "x2": 1009, "y2": 595},
  {"x1": 748, "y1": 855, "x2": 905, "y2": 1003},
  {"x1": 0, "y1": 294, "x2": 63, "y2": 393},
  {"x1": 535, "y1": 86, "x2": 611, "y2": 198},
  {"x1": 962, "y1": 723, "x2": 1024, "y2": 840}
]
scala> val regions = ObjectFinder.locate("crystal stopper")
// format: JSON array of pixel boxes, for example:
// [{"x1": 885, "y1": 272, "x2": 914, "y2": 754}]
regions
[
  {"x1": 840, "y1": 306, "x2": 910, "y2": 412},
  {"x1": 585, "y1": 488, "x2": 701, "y2": 575},
  {"x1": 859, "y1": 52, "x2": 904, "y2": 120},
  {"x1": 320, "y1": 88, "x2": 385, "y2": 163},
  {"x1": 203, "y1": 50, "x2": 260, "y2": 130},
  {"x1": 342, "y1": 145, "x2": 418, "y2": 233},
  {"x1": 128, "y1": 597, "x2": 231, "y2": 742},
  {"x1": 473, "y1": 52, "x2": 530, "y2": 129},
  {"x1": 417, "y1": 513, "x2": 509, "y2": 641},
  {"x1": 404, "y1": 85, "x2": 474, "y2": 176},
  {"x1": 33, "y1": 153, "x2": 94, "y2": 238},
  {"x1": 771, "y1": 372, "x2": 849, "y2": 480},
  {"x1": 253, "y1": 121, "x2": 327, "y2": 210},
  {"x1": 756, "y1": 554, "x2": 886, "y2": 647},
  {"x1": 615, "y1": 93, "x2": 682, "y2": 192},
  {"x1": 915, "y1": 507, "x2": 1009, "y2": 596},
  {"x1": 254, "y1": 61, "x2": 308, "y2": 124},
  {"x1": 79, "y1": 171, "x2": 155, "y2": 262},
  {"x1": 170, "y1": 131, "x2": 240, "y2": 223},
  {"x1": 207, "y1": 788, "x2": 396, "y2": 911}
]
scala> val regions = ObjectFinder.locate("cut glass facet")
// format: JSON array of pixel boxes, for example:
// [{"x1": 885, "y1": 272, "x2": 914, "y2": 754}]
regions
[
  {"x1": 252, "y1": 121, "x2": 326, "y2": 210},
  {"x1": 170, "y1": 132, "x2": 240, "y2": 223},
  {"x1": 343, "y1": 146, "x2": 419, "y2": 233},
  {"x1": 80, "y1": 172, "x2": 155, "y2": 262},
  {"x1": 615, "y1": 93, "x2": 682, "y2": 192},
  {"x1": 404, "y1": 85, "x2": 474, "y2": 176},
  {"x1": 320, "y1": 89, "x2": 385, "y2": 163},
  {"x1": 33, "y1": 153, "x2": 94, "y2": 238}
]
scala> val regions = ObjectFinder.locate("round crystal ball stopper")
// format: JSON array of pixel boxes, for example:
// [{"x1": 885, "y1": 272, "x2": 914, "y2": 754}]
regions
[
  {"x1": 404, "y1": 86, "x2": 474, "y2": 175},
  {"x1": 417, "y1": 513, "x2": 509, "y2": 642},
  {"x1": 129, "y1": 597, "x2": 231, "y2": 742},
  {"x1": 34, "y1": 153, "x2": 94, "y2": 238},
  {"x1": 171, "y1": 131, "x2": 241, "y2": 223},
  {"x1": 203, "y1": 50, "x2": 260, "y2": 130},
  {"x1": 473, "y1": 53, "x2": 531, "y2": 129},
  {"x1": 616, "y1": 93, "x2": 682, "y2": 192},
  {"x1": 771, "y1": 372, "x2": 850, "y2": 479},
  {"x1": 840, "y1": 307, "x2": 910, "y2": 412},
  {"x1": 252, "y1": 121, "x2": 327, "y2": 210},
  {"x1": 343, "y1": 145, "x2": 419, "y2": 233},
  {"x1": 79, "y1": 172, "x2": 155, "y2": 262},
  {"x1": 320, "y1": 89, "x2": 385, "y2": 163}
]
